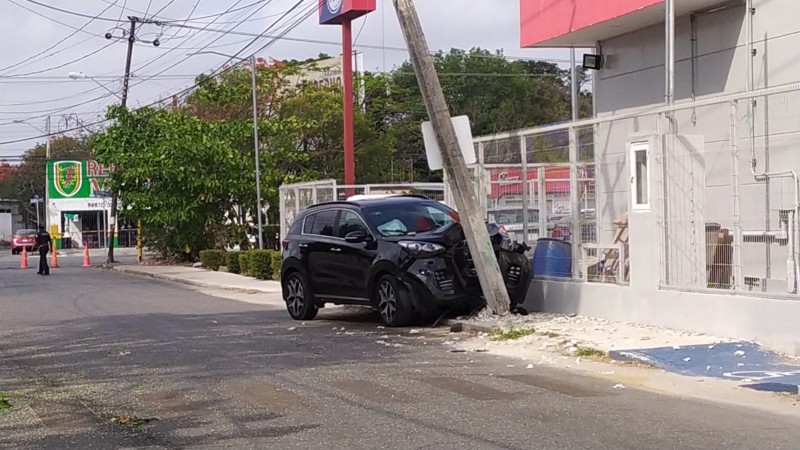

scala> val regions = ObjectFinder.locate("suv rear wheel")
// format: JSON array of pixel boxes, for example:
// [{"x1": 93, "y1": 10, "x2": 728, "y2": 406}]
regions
[
  {"x1": 375, "y1": 275, "x2": 413, "y2": 327},
  {"x1": 283, "y1": 272, "x2": 318, "y2": 321}
]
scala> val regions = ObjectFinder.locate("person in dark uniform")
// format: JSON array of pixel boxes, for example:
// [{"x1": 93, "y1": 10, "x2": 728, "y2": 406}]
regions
[{"x1": 35, "y1": 226, "x2": 51, "y2": 276}]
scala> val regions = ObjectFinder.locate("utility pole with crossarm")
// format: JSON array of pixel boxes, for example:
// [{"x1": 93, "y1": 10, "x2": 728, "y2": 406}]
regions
[{"x1": 392, "y1": 0, "x2": 511, "y2": 315}]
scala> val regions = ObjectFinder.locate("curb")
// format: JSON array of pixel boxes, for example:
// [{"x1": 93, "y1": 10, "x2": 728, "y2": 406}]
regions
[
  {"x1": 443, "y1": 319, "x2": 499, "y2": 334},
  {"x1": 113, "y1": 266, "x2": 281, "y2": 295}
]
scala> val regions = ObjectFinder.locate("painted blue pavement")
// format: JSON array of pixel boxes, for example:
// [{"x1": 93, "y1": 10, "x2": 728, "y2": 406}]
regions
[{"x1": 609, "y1": 342, "x2": 800, "y2": 394}]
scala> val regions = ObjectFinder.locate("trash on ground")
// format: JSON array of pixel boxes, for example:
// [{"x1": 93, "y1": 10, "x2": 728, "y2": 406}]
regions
[{"x1": 613, "y1": 384, "x2": 626, "y2": 389}]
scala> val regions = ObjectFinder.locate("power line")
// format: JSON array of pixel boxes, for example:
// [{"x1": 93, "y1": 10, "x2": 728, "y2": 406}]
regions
[
  {"x1": 6, "y1": 0, "x2": 105, "y2": 39},
  {"x1": 0, "y1": 0, "x2": 315, "y2": 145},
  {"x1": 155, "y1": 21, "x2": 573, "y2": 63},
  {"x1": 127, "y1": 0, "x2": 273, "y2": 91},
  {"x1": 0, "y1": 0, "x2": 119, "y2": 74},
  {"x1": 3, "y1": 42, "x2": 116, "y2": 78},
  {"x1": 27, "y1": 0, "x2": 272, "y2": 24},
  {"x1": 142, "y1": 0, "x2": 155, "y2": 20}
]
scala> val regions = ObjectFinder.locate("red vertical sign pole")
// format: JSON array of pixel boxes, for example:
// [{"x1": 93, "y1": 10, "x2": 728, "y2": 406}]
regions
[
  {"x1": 319, "y1": 0, "x2": 374, "y2": 197},
  {"x1": 342, "y1": 19, "x2": 355, "y2": 188}
]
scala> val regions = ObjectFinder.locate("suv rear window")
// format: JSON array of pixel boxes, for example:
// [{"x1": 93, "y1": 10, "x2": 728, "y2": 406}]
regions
[
  {"x1": 363, "y1": 201, "x2": 458, "y2": 236},
  {"x1": 17, "y1": 229, "x2": 37, "y2": 236}
]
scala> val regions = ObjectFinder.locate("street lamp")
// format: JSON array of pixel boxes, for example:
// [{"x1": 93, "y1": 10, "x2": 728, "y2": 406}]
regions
[
  {"x1": 188, "y1": 51, "x2": 264, "y2": 250},
  {"x1": 67, "y1": 72, "x2": 124, "y2": 100}
]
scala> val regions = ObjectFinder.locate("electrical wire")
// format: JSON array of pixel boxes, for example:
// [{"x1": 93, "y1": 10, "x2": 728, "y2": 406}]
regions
[
  {"x1": 142, "y1": 0, "x2": 155, "y2": 19},
  {"x1": 155, "y1": 21, "x2": 573, "y2": 63},
  {"x1": 41, "y1": 0, "x2": 272, "y2": 23},
  {"x1": 6, "y1": 0, "x2": 107, "y2": 39},
  {"x1": 0, "y1": 0, "x2": 269, "y2": 127},
  {"x1": 0, "y1": 0, "x2": 314, "y2": 144},
  {"x1": 0, "y1": 84, "x2": 113, "y2": 106},
  {"x1": 115, "y1": 0, "x2": 128, "y2": 25},
  {"x1": 128, "y1": 0, "x2": 265, "y2": 85},
  {"x1": 0, "y1": 0, "x2": 119, "y2": 74},
  {"x1": 154, "y1": 0, "x2": 202, "y2": 43},
  {"x1": 3, "y1": 42, "x2": 116, "y2": 78},
  {"x1": 354, "y1": 15, "x2": 368, "y2": 46}
]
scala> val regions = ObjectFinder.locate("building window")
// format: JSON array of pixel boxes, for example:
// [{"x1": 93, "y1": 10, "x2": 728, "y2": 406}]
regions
[{"x1": 630, "y1": 142, "x2": 650, "y2": 211}]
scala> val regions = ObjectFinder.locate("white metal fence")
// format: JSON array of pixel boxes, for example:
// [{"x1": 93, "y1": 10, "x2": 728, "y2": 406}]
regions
[
  {"x1": 278, "y1": 181, "x2": 445, "y2": 239},
  {"x1": 470, "y1": 82, "x2": 800, "y2": 295},
  {"x1": 278, "y1": 83, "x2": 800, "y2": 297}
]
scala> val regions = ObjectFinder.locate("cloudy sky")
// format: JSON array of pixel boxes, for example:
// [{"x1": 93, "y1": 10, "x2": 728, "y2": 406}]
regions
[{"x1": 0, "y1": 0, "x2": 578, "y2": 158}]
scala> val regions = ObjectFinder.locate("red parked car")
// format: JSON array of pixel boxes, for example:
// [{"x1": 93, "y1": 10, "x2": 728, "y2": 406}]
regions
[{"x1": 11, "y1": 229, "x2": 37, "y2": 255}]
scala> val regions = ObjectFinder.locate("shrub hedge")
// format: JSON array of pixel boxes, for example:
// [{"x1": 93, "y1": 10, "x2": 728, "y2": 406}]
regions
[
  {"x1": 199, "y1": 249, "x2": 224, "y2": 271},
  {"x1": 225, "y1": 251, "x2": 241, "y2": 274}
]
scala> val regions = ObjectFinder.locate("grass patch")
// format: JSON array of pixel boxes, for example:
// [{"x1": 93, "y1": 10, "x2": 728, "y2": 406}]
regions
[
  {"x1": 110, "y1": 415, "x2": 158, "y2": 426},
  {"x1": 0, "y1": 391, "x2": 20, "y2": 410},
  {"x1": 490, "y1": 327, "x2": 536, "y2": 341},
  {"x1": 539, "y1": 331, "x2": 560, "y2": 338},
  {"x1": 575, "y1": 347, "x2": 606, "y2": 358}
]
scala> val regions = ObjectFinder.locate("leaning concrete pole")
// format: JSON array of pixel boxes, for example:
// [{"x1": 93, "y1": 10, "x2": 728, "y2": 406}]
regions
[{"x1": 392, "y1": 0, "x2": 510, "y2": 315}]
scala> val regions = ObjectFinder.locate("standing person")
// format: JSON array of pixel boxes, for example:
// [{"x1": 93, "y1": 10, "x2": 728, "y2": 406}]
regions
[{"x1": 35, "y1": 226, "x2": 51, "y2": 276}]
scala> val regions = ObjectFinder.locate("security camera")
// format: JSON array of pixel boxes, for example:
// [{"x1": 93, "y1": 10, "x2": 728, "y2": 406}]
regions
[
  {"x1": 153, "y1": 39, "x2": 160, "y2": 47},
  {"x1": 105, "y1": 32, "x2": 113, "y2": 40}
]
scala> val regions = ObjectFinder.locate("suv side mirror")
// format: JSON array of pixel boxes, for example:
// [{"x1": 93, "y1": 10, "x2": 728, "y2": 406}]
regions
[{"x1": 344, "y1": 230, "x2": 372, "y2": 243}]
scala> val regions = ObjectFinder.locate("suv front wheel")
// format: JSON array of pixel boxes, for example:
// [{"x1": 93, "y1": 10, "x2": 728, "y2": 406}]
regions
[
  {"x1": 283, "y1": 272, "x2": 318, "y2": 321},
  {"x1": 375, "y1": 275, "x2": 413, "y2": 327}
]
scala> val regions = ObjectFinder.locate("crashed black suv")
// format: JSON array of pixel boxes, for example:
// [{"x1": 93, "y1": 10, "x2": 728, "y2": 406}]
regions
[{"x1": 280, "y1": 195, "x2": 532, "y2": 326}]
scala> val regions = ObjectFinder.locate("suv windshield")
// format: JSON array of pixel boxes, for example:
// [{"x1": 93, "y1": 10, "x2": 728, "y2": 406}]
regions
[{"x1": 363, "y1": 201, "x2": 459, "y2": 236}]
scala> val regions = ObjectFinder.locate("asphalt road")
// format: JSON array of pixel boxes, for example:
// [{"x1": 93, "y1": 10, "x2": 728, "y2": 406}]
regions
[{"x1": 1, "y1": 266, "x2": 798, "y2": 450}]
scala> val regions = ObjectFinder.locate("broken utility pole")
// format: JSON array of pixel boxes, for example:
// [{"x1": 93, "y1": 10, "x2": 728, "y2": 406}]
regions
[{"x1": 392, "y1": 0, "x2": 511, "y2": 315}]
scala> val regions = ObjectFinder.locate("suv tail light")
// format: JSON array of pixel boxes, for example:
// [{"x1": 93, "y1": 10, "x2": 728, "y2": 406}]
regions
[{"x1": 281, "y1": 239, "x2": 290, "y2": 250}]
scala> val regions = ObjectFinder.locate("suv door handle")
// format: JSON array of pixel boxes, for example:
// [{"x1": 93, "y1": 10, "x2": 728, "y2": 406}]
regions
[
  {"x1": 330, "y1": 247, "x2": 341, "y2": 252},
  {"x1": 298, "y1": 243, "x2": 308, "y2": 248}
]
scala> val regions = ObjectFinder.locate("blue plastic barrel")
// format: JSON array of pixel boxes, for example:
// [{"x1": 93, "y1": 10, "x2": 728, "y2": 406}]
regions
[{"x1": 532, "y1": 238, "x2": 572, "y2": 278}]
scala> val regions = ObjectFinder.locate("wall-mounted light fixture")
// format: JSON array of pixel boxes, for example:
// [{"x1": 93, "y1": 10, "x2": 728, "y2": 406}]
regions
[{"x1": 582, "y1": 53, "x2": 604, "y2": 70}]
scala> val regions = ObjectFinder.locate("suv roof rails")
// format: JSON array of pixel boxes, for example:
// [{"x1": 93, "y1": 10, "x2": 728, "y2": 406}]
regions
[
  {"x1": 306, "y1": 194, "x2": 433, "y2": 210},
  {"x1": 305, "y1": 200, "x2": 358, "y2": 209},
  {"x1": 349, "y1": 194, "x2": 432, "y2": 201}
]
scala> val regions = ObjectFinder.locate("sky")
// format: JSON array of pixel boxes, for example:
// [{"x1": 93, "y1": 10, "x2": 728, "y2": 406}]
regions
[{"x1": 0, "y1": 0, "x2": 581, "y2": 159}]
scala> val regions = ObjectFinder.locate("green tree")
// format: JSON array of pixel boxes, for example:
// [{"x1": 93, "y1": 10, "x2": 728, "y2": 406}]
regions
[{"x1": 388, "y1": 48, "x2": 594, "y2": 175}]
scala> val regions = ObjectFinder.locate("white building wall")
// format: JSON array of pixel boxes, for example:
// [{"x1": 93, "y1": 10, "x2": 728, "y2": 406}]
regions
[{"x1": 523, "y1": 0, "x2": 800, "y2": 355}]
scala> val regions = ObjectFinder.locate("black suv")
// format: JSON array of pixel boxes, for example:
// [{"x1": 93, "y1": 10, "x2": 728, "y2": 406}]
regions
[{"x1": 280, "y1": 195, "x2": 531, "y2": 326}]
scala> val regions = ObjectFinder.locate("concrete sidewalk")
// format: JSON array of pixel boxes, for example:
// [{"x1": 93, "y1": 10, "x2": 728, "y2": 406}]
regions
[
  {"x1": 113, "y1": 264, "x2": 282, "y2": 294},
  {"x1": 455, "y1": 310, "x2": 800, "y2": 394}
]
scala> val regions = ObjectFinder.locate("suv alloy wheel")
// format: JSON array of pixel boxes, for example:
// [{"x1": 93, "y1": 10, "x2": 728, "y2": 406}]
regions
[{"x1": 283, "y1": 272, "x2": 318, "y2": 320}]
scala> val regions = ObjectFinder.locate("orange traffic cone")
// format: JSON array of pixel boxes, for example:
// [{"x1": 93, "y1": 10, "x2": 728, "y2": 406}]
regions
[
  {"x1": 20, "y1": 247, "x2": 29, "y2": 270},
  {"x1": 82, "y1": 246, "x2": 91, "y2": 268},
  {"x1": 51, "y1": 248, "x2": 59, "y2": 268}
]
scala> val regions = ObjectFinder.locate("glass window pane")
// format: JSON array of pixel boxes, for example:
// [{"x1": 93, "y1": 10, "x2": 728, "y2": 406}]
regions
[
  {"x1": 337, "y1": 210, "x2": 368, "y2": 238},
  {"x1": 309, "y1": 210, "x2": 337, "y2": 236}
]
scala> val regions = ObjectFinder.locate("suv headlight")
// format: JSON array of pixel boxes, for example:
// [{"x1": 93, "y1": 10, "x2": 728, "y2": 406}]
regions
[{"x1": 398, "y1": 241, "x2": 445, "y2": 257}]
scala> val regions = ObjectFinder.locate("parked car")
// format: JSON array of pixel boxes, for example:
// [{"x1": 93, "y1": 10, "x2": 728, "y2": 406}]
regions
[
  {"x1": 280, "y1": 195, "x2": 532, "y2": 326},
  {"x1": 11, "y1": 229, "x2": 37, "y2": 255}
]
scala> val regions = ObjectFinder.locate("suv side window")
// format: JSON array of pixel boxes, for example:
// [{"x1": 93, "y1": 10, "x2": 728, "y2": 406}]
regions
[
  {"x1": 302, "y1": 214, "x2": 315, "y2": 234},
  {"x1": 337, "y1": 210, "x2": 369, "y2": 238},
  {"x1": 289, "y1": 216, "x2": 304, "y2": 235},
  {"x1": 308, "y1": 210, "x2": 337, "y2": 237}
]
